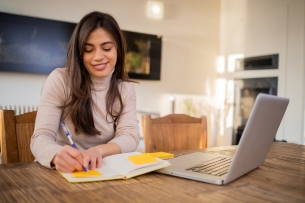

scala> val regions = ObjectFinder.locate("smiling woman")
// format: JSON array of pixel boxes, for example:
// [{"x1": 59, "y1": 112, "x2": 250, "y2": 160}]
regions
[
  {"x1": 83, "y1": 28, "x2": 117, "y2": 78},
  {"x1": 30, "y1": 11, "x2": 140, "y2": 173}
]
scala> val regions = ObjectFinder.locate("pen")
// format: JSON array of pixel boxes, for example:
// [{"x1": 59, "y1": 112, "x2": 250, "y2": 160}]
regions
[{"x1": 60, "y1": 121, "x2": 87, "y2": 172}]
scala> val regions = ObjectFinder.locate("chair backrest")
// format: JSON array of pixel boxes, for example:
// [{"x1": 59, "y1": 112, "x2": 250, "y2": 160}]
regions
[
  {"x1": 0, "y1": 110, "x2": 37, "y2": 164},
  {"x1": 142, "y1": 114, "x2": 207, "y2": 153}
]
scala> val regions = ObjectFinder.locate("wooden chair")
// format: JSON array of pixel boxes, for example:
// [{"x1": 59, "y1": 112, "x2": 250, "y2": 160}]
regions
[
  {"x1": 0, "y1": 110, "x2": 37, "y2": 164},
  {"x1": 142, "y1": 114, "x2": 207, "y2": 153}
]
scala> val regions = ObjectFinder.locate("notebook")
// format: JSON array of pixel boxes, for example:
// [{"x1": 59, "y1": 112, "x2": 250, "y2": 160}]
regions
[
  {"x1": 157, "y1": 93, "x2": 289, "y2": 185},
  {"x1": 59, "y1": 152, "x2": 170, "y2": 183}
]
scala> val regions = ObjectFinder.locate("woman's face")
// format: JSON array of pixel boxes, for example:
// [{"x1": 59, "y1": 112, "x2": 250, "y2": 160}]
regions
[{"x1": 82, "y1": 27, "x2": 117, "y2": 78}]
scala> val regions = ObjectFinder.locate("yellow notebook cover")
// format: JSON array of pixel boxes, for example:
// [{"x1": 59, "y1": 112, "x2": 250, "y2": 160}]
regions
[{"x1": 59, "y1": 152, "x2": 170, "y2": 183}]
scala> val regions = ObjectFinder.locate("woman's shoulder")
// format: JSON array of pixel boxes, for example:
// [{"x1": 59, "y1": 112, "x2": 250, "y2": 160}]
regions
[
  {"x1": 49, "y1": 67, "x2": 68, "y2": 78},
  {"x1": 118, "y1": 80, "x2": 137, "y2": 102},
  {"x1": 43, "y1": 67, "x2": 69, "y2": 91},
  {"x1": 47, "y1": 67, "x2": 68, "y2": 83},
  {"x1": 118, "y1": 80, "x2": 136, "y2": 92}
]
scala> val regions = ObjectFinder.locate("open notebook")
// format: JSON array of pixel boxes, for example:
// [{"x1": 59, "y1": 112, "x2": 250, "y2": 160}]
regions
[
  {"x1": 157, "y1": 94, "x2": 289, "y2": 185},
  {"x1": 59, "y1": 152, "x2": 170, "y2": 183}
]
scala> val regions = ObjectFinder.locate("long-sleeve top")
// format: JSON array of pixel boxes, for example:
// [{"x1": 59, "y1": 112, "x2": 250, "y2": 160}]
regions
[{"x1": 30, "y1": 67, "x2": 139, "y2": 168}]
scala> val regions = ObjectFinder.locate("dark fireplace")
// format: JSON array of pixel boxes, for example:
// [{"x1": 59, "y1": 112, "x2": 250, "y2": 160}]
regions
[{"x1": 232, "y1": 77, "x2": 278, "y2": 145}]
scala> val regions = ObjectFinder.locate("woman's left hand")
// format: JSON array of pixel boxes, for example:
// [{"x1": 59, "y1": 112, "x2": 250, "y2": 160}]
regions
[
  {"x1": 81, "y1": 143, "x2": 121, "y2": 170},
  {"x1": 81, "y1": 147, "x2": 103, "y2": 170}
]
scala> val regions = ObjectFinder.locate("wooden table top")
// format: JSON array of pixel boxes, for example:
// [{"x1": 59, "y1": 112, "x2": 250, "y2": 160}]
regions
[{"x1": 0, "y1": 142, "x2": 304, "y2": 203}]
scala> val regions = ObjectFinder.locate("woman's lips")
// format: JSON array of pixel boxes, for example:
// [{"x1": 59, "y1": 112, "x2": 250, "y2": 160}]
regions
[{"x1": 93, "y1": 63, "x2": 107, "y2": 70}]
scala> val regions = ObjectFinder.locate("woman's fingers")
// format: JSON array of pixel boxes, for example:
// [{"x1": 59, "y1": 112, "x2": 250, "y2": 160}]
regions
[
  {"x1": 89, "y1": 156, "x2": 97, "y2": 170},
  {"x1": 53, "y1": 145, "x2": 104, "y2": 172},
  {"x1": 96, "y1": 155, "x2": 102, "y2": 168},
  {"x1": 54, "y1": 156, "x2": 77, "y2": 173},
  {"x1": 81, "y1": 147, "x2": 103, "y2": 170},
  {"x1": 82, "y1": 153, "x2": 100, "y2": 170},
  {"x1": 65, "y1": 146, "x2": 85, "y2": 168},
  {"x1": 53, "y1": 145, "x2": 84, "y2": 172}
]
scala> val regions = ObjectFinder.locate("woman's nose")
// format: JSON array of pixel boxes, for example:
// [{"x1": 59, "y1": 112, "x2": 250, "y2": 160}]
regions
[{"x1": 94, "y1": 50, "x2": 104, "y2": 60}]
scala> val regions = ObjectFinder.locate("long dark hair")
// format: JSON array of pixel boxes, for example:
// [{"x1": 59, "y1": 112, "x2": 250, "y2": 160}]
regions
[{"x1": 63, "y1": 11, "x2": 132, "y2": 135}]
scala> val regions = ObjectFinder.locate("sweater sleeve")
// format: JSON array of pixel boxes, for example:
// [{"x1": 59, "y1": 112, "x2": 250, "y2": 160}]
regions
[
  {"x1": 109, "y1": 82, "x2": 140, "y2": 153},
  {"x1": 30, "y1": 68, "x2": 68, "y2": 168}
]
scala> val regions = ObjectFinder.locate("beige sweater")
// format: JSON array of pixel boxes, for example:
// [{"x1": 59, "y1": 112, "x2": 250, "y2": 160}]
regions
[{"x1": 30, "y1": 68, "x2": 139, "y2": 168}]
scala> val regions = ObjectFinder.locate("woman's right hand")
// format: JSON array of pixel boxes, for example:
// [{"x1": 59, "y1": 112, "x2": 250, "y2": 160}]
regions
[{"x1": 51, "y1": 145, "x2": 85, "y2": 173}]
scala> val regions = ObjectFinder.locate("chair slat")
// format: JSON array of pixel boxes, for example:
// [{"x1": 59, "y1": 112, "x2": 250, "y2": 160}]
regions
[
  {"x1": 0, "y1": 110, "x2": 19, "y2": 163},
  {"x1": 142, "y1": 114, "x2": 207, "y2": 153},
  {"x1": 16, "y1": 123, "x2": 35, "y2": 162},
  {"x1": 1, "y1": 110, "x2": 37, "y2": 163}
]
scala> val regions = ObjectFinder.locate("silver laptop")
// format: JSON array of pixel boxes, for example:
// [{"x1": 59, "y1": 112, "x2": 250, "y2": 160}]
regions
[{"x1": 157, "y1": 94, "x2": 289, "y2": 185}]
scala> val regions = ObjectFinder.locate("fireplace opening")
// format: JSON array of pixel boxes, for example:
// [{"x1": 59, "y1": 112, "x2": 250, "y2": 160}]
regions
[
  {"x1": 233, "y1": 77, "x2": 278, "y2": 145},
  {"x1": 235, "y1": 54, "x2": 279, "y2": 71}
]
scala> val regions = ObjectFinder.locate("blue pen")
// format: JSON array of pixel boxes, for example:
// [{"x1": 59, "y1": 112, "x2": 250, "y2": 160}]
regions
[{"x1": 60, "y1": 121, "x2": 87, "y2": 172}]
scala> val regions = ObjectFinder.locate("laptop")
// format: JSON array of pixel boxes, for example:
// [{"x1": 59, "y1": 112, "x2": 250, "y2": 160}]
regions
[{"x1": 157, "y1": 93, "x2": 289, "y2": 185}]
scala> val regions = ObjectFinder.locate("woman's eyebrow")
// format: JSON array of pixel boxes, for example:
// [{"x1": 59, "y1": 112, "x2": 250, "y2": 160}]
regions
[{"x1": 85, "y1": 41, "x2": 114, "y2": 46}]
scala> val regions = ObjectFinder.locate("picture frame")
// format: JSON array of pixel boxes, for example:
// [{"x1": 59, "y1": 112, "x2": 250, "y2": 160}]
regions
[
  {"x1": 0, "y1": 12, "x2": 75, "y2": 74},
  {"x1": 124, "y1": 30, "x2": 162, "y2": 80}
]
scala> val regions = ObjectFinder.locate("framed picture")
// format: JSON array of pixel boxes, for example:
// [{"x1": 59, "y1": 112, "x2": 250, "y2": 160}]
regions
[
  {"x1": 0, "y1": 12, "x2": 76, "y2": 74},
  {"x1": 124, "y1": 31, "x2": 162, "y2": 80}
]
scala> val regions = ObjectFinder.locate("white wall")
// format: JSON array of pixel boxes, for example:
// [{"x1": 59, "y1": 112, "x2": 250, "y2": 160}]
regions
[
  {"x1": 219, "y1": 0, "x2": 305, "y2": 144},
  {"x1": 0, "y1": 0, "x2": 221, "y2": 146},
  {"x1": 1, "y1": 0, "x2": 304, "y2": 146}
]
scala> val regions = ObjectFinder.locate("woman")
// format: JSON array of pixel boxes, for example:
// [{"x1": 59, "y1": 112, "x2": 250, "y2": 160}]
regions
[{"x1": 30, "y1": 11, "x2": 139, "y2": 173}]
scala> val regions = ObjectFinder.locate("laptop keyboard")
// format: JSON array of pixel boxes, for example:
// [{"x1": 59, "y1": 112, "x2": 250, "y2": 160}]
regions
[{"x1": 185, "y1": 157, "x2": 232, "y2": 176}]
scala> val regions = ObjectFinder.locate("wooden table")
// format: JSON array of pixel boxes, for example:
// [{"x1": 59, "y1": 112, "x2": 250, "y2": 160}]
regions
[{"x1": 0, "y1": 142, "x2": 304, "y2": 203}]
